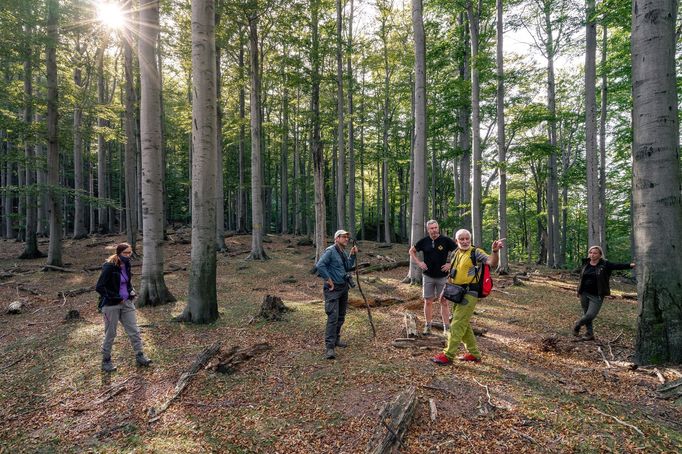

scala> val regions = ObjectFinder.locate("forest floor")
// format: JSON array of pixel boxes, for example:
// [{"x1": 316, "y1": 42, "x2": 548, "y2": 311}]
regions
[{"x1": 0, "y1": 232, "x2": 680, "y2": 453}]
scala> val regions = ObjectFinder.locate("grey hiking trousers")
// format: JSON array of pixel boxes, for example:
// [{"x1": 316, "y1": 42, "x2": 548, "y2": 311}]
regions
[
  {"x1": 101, "y1": 300, "x2": 143, "y2": 359},
  {"x1": 575, "y1": 293, "x2": 604, "y2": 336}
]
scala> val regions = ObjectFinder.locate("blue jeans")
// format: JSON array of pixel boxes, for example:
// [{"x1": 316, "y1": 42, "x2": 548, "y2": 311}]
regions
[{"x1": 324, "y1": 282, "x2": 348, "y2": 349}]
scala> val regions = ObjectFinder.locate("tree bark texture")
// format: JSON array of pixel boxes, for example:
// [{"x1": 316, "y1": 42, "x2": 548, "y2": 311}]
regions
[
  {"x1": 123, "y1": 28, "x2": 138, "y2": 250},
  {"x1": 247, "y1": 11, "x2": 268, "y2": 260},
  {"x1": 311, "y1": 0, "x2": 326, "y2": 261},
  {"x1": 46, "y1": 0, "x2": 62, "y2": 267},
  {"x1": 585, "y1": 0, "x2": 601, "y2": 251},
  {"x1": 496, "y1": 0, "x2": 508, "y2": 273},
  {"x1": 467, "y1": 1, "x2": 482, "y2": 245},
  {"x1": 138, "y1": 0, "x2": 175, "y2": 306},
  {"x1": 180, "y1": 0, "x2": 218, "y2": 323},
  {"x1": 631, "y1": 0, "x2": 682, "y2": 364},
  {"x1": 409, "y1": 0, "x2": 426, "y2": 284}
]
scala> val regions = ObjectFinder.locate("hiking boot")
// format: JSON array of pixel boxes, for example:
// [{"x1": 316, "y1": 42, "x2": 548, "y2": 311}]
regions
[
  {"x1": 457, "y1": 353, "x2": 481, "y2": 363},
  {"x1": 102, "y1": 358, "x2": 117, "y2": 373},
  {"x1": 431, "y1": 352, "x2": 452, "y2": 365},
  {"x1": 422, "y1": 324, "x2": 432, "y2": 336},
  {"x1": 572, "y1": 326, "x2": 580, "y2": 337},
  {"x1": 136, "y1": 352, "x2": 152, "y2": 367},
  {"x1": 582, "y1": 334, "x2": 595, "y2": 341},
  {"x1": 335, "y1": 339, "x2": 348, "y2": 348},
  {"x1": 325, "y1": 348, "x2": 336, "y2": 360}
]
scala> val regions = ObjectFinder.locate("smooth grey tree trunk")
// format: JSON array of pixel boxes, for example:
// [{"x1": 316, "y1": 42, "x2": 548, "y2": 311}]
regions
[
  {"x1": 335, "y1": 0, "x2": 346, "y2": 230},
  {"x1": 138, "y1": 0, "x2": 175, "y2": 306},
  {"x1": 215, "y1": 20, "x2": 226, "y2": 251},
  {"x1": 458, "y1": 12, "x2": 471, "y2": 231},
  {"x1": 247, "y1": 10, "x2": 267, "y2": 260},
  {"x1": 178, "y1": 0, "x2": 218, "y2": 323},
  {"x1": 96, "y1": 40, "x2": 108, "y2": 234},
  {"x1": 311, "y1": 0, "x2": 326, "y2": 260},
  {"x1": 408, "y1": 0, "x2": 426, "y2": 284},
  {"x1": 280, "y1": 47, "x2": 289, "y2": 235},
  {"x1": 467, "y1": 1, "x2": 482, "y2": 245},
  {"x1": 585, "y1": 0, "x2": 601, "y2": 251},
  {"x1": 237, "y1": 30, "x2": 247, "y2": 233},
  {"x1": 496, "y1": 0, "x2": 508, "y2": 273},
  {"x1": 123, "y1": 27, "x2": 138, "y2": 250},
  {"x1": 598, "y1": 23, "x2": 607, "y2": 255},
  {"x1": 72, "y1": 38, "x2": 88, "y2": 241},
  {"x1": 46, "y1": 0, "x2": 62, "y2": 267},
  {"x1": 542, "y1": 5, "x2": 558, "y2": 267},
  {"x1": 632, "y1": 0, "x2": 682, "y2": 364},
  {"x1": 20, "y1": 23, "x2": 43, "y2": 259},
  {"x1": 347, "y1": 0, "x2": 356, "y2": 239}
]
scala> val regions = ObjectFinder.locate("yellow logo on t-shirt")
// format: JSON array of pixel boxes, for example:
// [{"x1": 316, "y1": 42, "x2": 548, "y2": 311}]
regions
[{"x1": 438, "y1": 245, "x2": 444, "y2": 251}]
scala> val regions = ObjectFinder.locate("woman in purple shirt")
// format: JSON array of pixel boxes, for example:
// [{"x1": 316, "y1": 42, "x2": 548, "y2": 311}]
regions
[{"x1": 96, "y1": 243, "x2": 151, "y2": 372}]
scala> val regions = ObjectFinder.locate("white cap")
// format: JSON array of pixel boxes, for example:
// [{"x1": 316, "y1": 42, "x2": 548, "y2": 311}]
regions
[{"x1": 334, "y1": 229, "x2": 350, "y2": 239}]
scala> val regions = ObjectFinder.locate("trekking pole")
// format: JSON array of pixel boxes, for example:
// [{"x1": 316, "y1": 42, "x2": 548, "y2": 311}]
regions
[{"x1": 353, "y1": 239, "x2": 377, "y2": 338}]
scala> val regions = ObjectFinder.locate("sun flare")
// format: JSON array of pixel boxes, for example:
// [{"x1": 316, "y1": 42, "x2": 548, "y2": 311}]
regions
[{"x1": 96, "y1": 2, "x2": 126, "y2": 30}]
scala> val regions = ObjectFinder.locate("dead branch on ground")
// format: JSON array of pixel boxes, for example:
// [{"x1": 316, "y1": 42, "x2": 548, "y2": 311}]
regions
[
  {"x1": 592, "y1": 408, "x2": 644, "y2": 437},
  {"x1": 148, "y1": 342, "x2": 222, "y2": 423},
  {"x1": 366, "y1": 386, "x2": 417, "y2": 454}
]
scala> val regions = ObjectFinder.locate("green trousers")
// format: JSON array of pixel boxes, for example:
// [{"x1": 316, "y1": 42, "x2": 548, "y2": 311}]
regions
[{"x1": 443, "y1": 293, "x2": 480, "y2": 359}]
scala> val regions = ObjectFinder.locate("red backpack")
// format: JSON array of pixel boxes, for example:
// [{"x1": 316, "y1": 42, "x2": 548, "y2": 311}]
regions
[{"x1": 469, "y1": 247, "x2": 493, "y2": 298}]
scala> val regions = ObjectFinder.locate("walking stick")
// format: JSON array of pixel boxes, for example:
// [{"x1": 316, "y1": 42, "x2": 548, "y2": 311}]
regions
[{"x1": 353, "y1": 239, "x2": 377, "y2": 338}]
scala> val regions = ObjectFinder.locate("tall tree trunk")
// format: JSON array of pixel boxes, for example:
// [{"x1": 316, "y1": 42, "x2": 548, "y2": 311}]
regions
[
  {"x1": 543, "y1": 3, "x2": 560, "y2": 267},
  {"x1": 247, "y1": 10, "x2": 268, "y2": 260},
  {"x1": 311, "y1": 0, "x2": 326, "y2": 260},
  {"x1": 237, "y1": 29, "x2": 247, "y2": 233},
  {"x1": 280, "y1": 48, "x2": 289, "y2": 235},
  {"x1": 458, "y1": 12, "x2": 472, "y2": 233},
  {"x1": 467, "y1": 1, "x2": 482, "y2": 245},
  {"x1": 96, "y1": 39, "x2": 109, "y2": 234},
  {"x1": 123, "y1": 27, "x2": 138, "y2": 250},
  {"x1": 20, "y1": 22, "x2": 43, "y2": 258},
  {"x1": 409, "y1": 0, "x2": 426, "y2": 284},
  {"x1": 347, "y1": 0, "x2": 356, "y2": 238},
  {"x1": 496, "y1": 0, "x2": 508, "y2": 273},
  {"x1": 179, "y1": 0, "x2": 218, "y2": 323},
  {"x1": 585, "y1": 0, "x2": 601, "y2": 250},
  {"x1": 138, "y1": 0, "x2": 175, "y2": 306},
  {"x1": 335, "y1": 0, "x2": 346, "y2": 230},
  {"x1": 72, "y1": 38, "x2": 88, "y2": 241},
  {"x1": 46, "y1": 0, "x2": 62, "y2": 266},
  {"x1": 598, "y1": 23, "x2": 608, "y2": 255},
  {"x1": 215, "y1": 13, "x2": 226, "y2": 251},
  {"x1": 632, "y1": 0, "x2": 682, "y2": 364},
  {"x1": 294, "y1": 87, "x2": 301, "y2": 234}
]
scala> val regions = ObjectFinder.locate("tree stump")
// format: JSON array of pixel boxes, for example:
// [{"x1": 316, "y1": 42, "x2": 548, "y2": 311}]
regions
[
  {"x1": 64, "y1": 309, "x2": 81, "y2": 321},
  {"x1": 206, "y1": 343, "x2": 271, "y2": 374},
  {"x1": 258, "y1": 295, "x2": 293, "y2": 321},
  {"x1": 366, "y1": 386, "x2": 417, "y2": 454},
  {"x1": 403, "y1": 313, "x2": 418, "y2": 338}
]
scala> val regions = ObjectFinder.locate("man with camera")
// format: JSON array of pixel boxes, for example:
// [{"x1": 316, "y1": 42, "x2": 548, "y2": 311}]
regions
[{"x1": 315, "y1": 229, "x2": 358, "y2": 360}]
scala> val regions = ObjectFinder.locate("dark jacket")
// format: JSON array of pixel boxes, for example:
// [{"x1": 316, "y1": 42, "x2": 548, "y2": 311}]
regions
[
  {"x1": 96, "y1": 261, "x2": 133, "y2": 308},
  {"x1": 577, "y1": 258, "x2": 631, "y2": 297}
]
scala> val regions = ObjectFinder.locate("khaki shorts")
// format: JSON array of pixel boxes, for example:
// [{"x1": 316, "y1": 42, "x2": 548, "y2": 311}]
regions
[{"x1": 423, "y1": 275, "x2": 448, "y2": 300}]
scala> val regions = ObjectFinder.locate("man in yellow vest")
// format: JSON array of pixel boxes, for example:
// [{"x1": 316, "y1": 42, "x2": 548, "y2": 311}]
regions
[{"x1": 432, "y1": 229, "x2": 504, "y2": 364}]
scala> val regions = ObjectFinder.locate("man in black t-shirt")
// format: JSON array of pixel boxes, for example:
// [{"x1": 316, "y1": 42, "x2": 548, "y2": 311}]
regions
[{"x1": 409, "y1": 220, "x2": 457, "y2": 335}]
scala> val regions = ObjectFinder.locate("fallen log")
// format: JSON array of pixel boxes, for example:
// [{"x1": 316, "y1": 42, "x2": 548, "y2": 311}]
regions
[
  {"x1": 403, "y1": 313, "x2": 418, "y2": 338},
  {"x1": 358, "y1": 260, "x2": 410, "y2": 274},
  {"x1": 42, "y1": 265, "x2": 78, "y2": 273},
  {"x1": 206, "y1": 343, "x2": 271, "y2": 374},
  {"x1": 657, "y1": 378, "x2": 682, "y2": 401},
  {"x1": 58, "y1": 286, "x2": 95, "y2": 298},
  {"x1": 392, "y1": 337, "x2": 445, "y2": 349},
  {"x1": 366, "y1": 386, "x2": 417, "y2": 454},
  {"x1": 148, "y1": 342, "x2": 222, "y2": 422}
]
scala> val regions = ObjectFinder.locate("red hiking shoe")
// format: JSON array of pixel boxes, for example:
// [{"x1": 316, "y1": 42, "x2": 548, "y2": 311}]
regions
[
  {"x1": 431, "y1": 352, "x2": 452, "y2": 365},
  {"x1": 458, "y1": 353, "x2": 481, "y2": 363}
]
